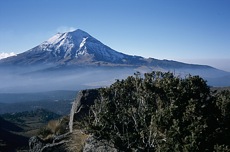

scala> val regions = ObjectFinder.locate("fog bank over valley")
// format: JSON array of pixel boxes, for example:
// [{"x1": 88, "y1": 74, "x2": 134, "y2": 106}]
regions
[{"x1": 0, "y1": 66, "x2": 135, "y2": 93}]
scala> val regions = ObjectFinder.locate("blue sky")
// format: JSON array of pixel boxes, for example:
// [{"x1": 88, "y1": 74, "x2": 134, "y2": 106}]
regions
[{"x1": 0, "y1": 0, "x2": 230, "y2": 71}]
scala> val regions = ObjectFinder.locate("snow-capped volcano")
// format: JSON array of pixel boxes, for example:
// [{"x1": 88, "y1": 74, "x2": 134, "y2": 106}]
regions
[
  {"x1": 1, "y1": 29, "x2": 129, "y2": 65},
  {"x1": 0, "y1": 29, "x2": 228, "y2": 74},
  {"x1": 40, "y1": 29, "x2": 99, "y2": 59},
  {"x1": 45, "y1": 29, "x2": 125, "y2": 62},
  {"x1": 0, "y1": 29, "x2": 230, "y2": 89},
  {"x1": 0, "y1": 28, "x2": 229, "y2": 75}
]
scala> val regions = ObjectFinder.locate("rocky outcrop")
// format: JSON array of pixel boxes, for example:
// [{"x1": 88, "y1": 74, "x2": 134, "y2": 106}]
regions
[
  {"x1": 29, "y1": 136, "x2": 46, "y2": 152},
  {"x1": 83, "y1": 136, "x2": 118, "y2": 152},
  {"x1": 29, "y1": 133, "x2": 70, "y2": 152},
  {"x1": 29, "y1": 89, "x2": 113, "y2": 152},
  {"x1": 69, "y1": 89, "x2": 119, "y2": 151},
  {"x1": 69, "y1": 89, "x2": 99, "y2": 132}
]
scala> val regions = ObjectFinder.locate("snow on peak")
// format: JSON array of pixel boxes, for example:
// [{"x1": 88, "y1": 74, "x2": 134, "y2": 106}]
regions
[
  {"x1": 43, "y1": 29, "x2": 91, "y2": 46},
  {"x1": 68, "y1": 29, "x2": 91, "y2": 38},
  {"x1": 0, "y1": 52, "x2": 17, "y2": 60},
  {"x1": 79, "y1": 37, "x2": 88, "y2": 48},
  {"x1": 46, "y1": 32, "x2": 65, "y2": 44},
  {"x1": 28, "y1": 28, "x2": 126, "y2": 62}
]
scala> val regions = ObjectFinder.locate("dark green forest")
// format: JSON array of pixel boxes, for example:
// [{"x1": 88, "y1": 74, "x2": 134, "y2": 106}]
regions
[{"x1": 84, "y1": 71, "x2": 230, "y2": 151}]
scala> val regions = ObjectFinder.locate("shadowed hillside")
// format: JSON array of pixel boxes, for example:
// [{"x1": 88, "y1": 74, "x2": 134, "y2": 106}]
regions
[{"x1": 0, "y1": 109, "x2": 62, "y2": 151}]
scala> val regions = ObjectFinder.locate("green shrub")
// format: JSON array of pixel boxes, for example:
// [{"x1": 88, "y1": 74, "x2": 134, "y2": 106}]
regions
[{"x1": 84, "y1": 71, "x2": 230, "y2": 151}]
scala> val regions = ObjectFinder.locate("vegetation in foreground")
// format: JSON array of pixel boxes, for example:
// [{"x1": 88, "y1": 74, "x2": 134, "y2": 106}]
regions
[{"x1": 83, "y1": 71, "x2": 230, "y2": 151}]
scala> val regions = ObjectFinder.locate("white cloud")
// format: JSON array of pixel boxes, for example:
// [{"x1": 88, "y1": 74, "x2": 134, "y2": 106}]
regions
[
  {"x1": 0, "y1": 52, "x2": 17, "y2": 60},
  {"x1": 56, "y1": 26, "x2": 76, "y2": 33}
]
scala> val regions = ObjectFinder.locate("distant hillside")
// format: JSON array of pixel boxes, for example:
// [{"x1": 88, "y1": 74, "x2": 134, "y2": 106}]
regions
[
  {"x1": 0, "y1": 90, "x2": 76, "y2": 103},
  {"x1": 1, "y1": 108, "x2": 61, "y2": 124},
  {"x1": 0, "y1": 109, "x2": 61, "y2": 151},
  {"x1": 0, "y1": 119, "x2": 29, "y2": 152},
  {"x1": 211, "y1": 86, "x2": 230, "y2": 92},
  {"x1": 0, "y1": 99, "x2": 73, "y2": 115},
  {"x1": 0, "y1": 90, "x2": 77, "y2": 115}
]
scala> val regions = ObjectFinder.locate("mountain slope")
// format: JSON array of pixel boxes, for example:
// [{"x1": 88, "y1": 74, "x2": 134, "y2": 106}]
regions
[
  {"x1": 0, "y1": 29, "x2": 220, "y2": 69},
  {"x1": 0, "y1": 29, "x2": 129, "y2": 65},
  {"x1": 0, "y1": 29, "x2": 229, "y2": 90}
]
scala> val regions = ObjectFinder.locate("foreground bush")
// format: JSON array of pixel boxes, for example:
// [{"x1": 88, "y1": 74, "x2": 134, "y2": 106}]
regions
[{"x1": 84, "y1": 71, "x2": 230, "y2": 151}]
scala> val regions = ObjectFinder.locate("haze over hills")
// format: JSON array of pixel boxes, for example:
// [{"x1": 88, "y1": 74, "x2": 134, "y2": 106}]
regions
[{"x1": 0, "y1": 29, "x2": 229, "y2": 93}]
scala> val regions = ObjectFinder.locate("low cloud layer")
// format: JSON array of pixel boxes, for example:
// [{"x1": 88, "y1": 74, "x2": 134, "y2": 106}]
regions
[
  {"x1": 0, "y1": 52, "x2": 16, "y2": 60},
  {"x1": 0, "y1": 66, "x2": 134, "y2": 93}
]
